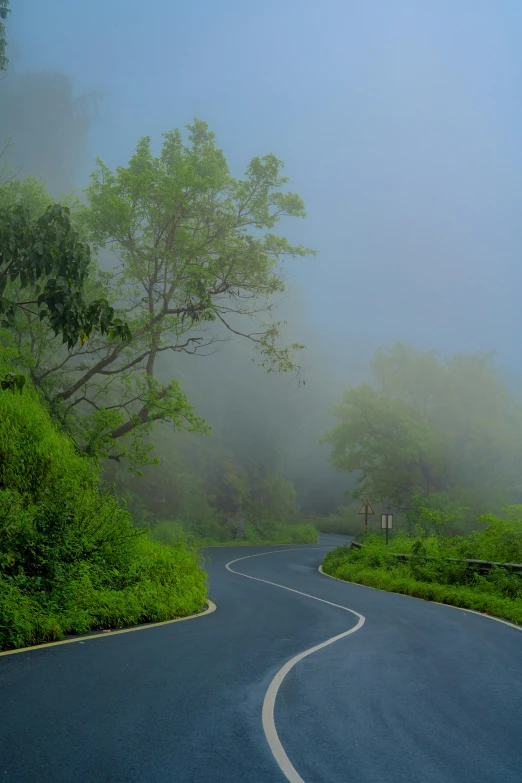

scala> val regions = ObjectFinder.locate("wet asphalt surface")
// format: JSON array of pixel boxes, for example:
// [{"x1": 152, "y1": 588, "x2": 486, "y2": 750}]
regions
[{"x1": 1, "y1": 534, "x2": 521, "y2": 782}]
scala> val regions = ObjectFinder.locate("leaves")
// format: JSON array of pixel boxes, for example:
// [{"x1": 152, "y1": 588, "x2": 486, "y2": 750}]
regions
[
  {"x1": 80, "y1": 118, "x2": 313, "y2": 369},
  {"x1": 1, "y1": 119, "x2": 313, "y2": 469},
  {"x1": 0, "y1": 371, "x2": 25, "y2": 394},
  {"x1": 323, "y1": 342, "x2": 522, "y2": 517},
  {"x1": 0, "y1": 202, "x2": 131, "y2": 348}
]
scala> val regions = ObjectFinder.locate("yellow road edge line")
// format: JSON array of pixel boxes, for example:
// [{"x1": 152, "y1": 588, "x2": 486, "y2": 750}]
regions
[
  {"x1": 0, "y1": 600, "x2": 217, "y2": 657},
  {"x1": 318, "y1": 565, "x2": 522, "y2": 632}
]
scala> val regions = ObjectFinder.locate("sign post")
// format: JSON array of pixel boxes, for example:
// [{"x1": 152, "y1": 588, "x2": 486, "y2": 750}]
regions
[
  {"x1": 381, "y1": 513, "x2": 393, "y2": 545},
  {"x1": 358, "y1": 498, "x2": 375, "y2": 534}
]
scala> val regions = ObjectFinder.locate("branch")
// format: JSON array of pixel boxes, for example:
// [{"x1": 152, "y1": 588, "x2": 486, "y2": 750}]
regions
[{"x1": 107, "y1": 383, "x2": 175, "y2": 441}]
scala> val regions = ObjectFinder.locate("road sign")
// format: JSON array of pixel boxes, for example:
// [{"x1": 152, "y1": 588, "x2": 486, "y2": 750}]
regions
[
  {"x1": 381, "y1": 513, "x2": 393, "y2": 545},
  {"x1": 358, "y1": 499, "x2": 375, "y2": 534},
  {"x1": 358, "y1": 499, "x2": 375, "y2": 515}
]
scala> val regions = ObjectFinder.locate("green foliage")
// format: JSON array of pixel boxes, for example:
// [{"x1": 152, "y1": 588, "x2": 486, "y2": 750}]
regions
[
  {"x1": 148, "y1": 518, "x2": 317, "y2": 547},
  {"x1": 149, "y1": 520, "x2": 201, "y2": 548},
  {"x1": 404, "y1": 491, "x2": 467, "y2": 536},
  {"x1": 4, "y1": 119, "x2": 313, "y2": 469},
  {"x1": 108, "y1": 420, "x2": 306, "y2": 543},
  {"x1": 0, "y1": 538, "x2": 207, "y2": 650},
  {"x1": 364, "y1": 508, "x2": 522, "y2": 564},
  {"x1": 322, "y1": 343, "x2": 522, "y2": 519},
  {"x1": 323, "y1": 518, "x2": 522, "y2": 625},
  {"x1": 447, "y1": 508, "x2": 522, "y2": 563},
  {"x1": 0, "y1": 201, "x2": 130, "y2": 348},
  {"x1": 0, "y1": 368, "x2": 207, "y2": 650},
  {"x1": 0, "y1": 371, "x2": 25, "y2": 393},
  {"x1": 322, "y1": 381, "x2": 441, "y2": 507},
  {"x1": 314, "y1": 504, "x2": 364, "y2": 536},
  {"x1": 0, "y1": 174, "x2": 53, "y2": 218},
  {"x1": 322, "y1": 555, "x2": 522, "y2": 625},
  {"x1": 0, "y1": 377, "x2": 97, "y2": 498}
]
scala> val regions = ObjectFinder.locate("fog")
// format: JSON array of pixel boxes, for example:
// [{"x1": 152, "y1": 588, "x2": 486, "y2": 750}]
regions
[{"x1": 3, "y1": 0, "x2": 522, "y2": 523}]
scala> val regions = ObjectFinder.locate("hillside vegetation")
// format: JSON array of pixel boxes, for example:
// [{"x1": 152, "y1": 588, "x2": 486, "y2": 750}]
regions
[
  {"x1": 0, "y1": 376, "x2": 207, "y2": 650},
  {"x1": 322, "y1": 513, "x2": 522, "y2": 624}
]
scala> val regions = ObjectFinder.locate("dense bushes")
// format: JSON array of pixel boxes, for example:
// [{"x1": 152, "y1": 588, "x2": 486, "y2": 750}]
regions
[
  {"x1": 322, "y1": 515, "x2": 522, "y2": 625},
  {"x1": 314, "y1": 503, "x2": 409, "y2": 538},
  {"x1": 450, "y1": 509, "x2": 522, "y2": 563},
  {"x1": 314, "y1": 505, "x2": 363, "y2": 536},
  {"x1": 1, "y1": 538, "x2": 207, "y2": 650},
  {"x1": 149, "y1": 518, "x2": 318, "y2": 547},
  {"x1": 0, "y1": 378, "x2": 207, "y2": 650},
  {"x1": 362, "y1": 508, "x2": 522, "y2": 563},
  {"x1": 114, "y1": 438, "x2": 313, "y2": 546}
]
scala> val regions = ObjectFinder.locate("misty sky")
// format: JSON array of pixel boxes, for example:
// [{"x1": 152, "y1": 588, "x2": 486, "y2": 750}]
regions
[{"x1": 8, "y1": 0, "x2": 522, "y2": 374}]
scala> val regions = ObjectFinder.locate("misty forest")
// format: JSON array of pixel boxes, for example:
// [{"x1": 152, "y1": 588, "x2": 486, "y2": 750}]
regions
[{"x1": 1, "y1": 0, "x2": 522, "y2": 653}]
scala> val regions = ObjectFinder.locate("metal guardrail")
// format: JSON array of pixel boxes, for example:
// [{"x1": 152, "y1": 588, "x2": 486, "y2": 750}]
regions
[{"x1": 348, "y1": 539, "x2": 522, "y2": 575}]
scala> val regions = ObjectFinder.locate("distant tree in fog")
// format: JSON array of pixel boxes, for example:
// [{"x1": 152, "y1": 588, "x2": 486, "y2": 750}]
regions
[{"x1": 0, "y1": 71, "x2": 101, "y2": 194}]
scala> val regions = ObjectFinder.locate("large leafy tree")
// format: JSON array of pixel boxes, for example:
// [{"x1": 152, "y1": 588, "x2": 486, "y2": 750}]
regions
[
  {"x1": 323, "y1": 343, "x2": 522, "y2": 513},
  {"x1": 323, "y1": 382, "x2": 445, "y2": 508},
  {"x1": 8, "y1": 120, "x2": 314, "y2": 468}
]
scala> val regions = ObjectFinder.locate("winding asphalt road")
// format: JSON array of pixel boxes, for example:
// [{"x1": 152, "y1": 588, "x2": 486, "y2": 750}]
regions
[{"x1": 1, "y1": 534, "x2": 521, "y2": 782}]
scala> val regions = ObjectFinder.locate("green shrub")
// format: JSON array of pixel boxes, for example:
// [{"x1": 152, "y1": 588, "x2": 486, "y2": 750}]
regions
[
  {"x1": 404, "y1": 491, "x2": 468, "y2": 537},
  {"x1": 322, "y1": 525, "x2": 522, "y2": 625},
  {"x1": 323, "y1": 561, "x2": 522, "y2": 626},
  {"x1": 0, "y1": 373, "x2": 208, "y2": 650},
  {"x1": 453, "y1": 509, "x2": 522, "y2": 563},
  {"x1": 149, "y1": 519, "x2": 200, "y2": 548},
  {"x1": 202, "y1": 521, "x2": 317, "y2": 546},
  {"x1": 361, "y1": 513, "x2": 522, "y2": 564},
  {"x1": 0, "y1": 382, "x2": 96, "y2": 500},
  {"x1": 148, "y1": 518, "x2": 318, "y2": 547},
  {"x1": 314, "y1": 505, "x2": 363, "y2": 536},
  {"x1": 0, "y1": 539, "x2": 207, "y2": 649}
]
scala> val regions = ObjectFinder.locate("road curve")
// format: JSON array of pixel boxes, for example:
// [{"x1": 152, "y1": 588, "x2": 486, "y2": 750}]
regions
[{"x1": 1, "y1": 534, "x2": 521, "y2": 782}]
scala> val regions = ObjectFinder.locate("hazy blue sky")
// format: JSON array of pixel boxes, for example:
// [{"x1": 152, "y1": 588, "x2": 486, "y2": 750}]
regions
[{"x1": 8, "y1": 0, "x2": 522, "y2": 372}]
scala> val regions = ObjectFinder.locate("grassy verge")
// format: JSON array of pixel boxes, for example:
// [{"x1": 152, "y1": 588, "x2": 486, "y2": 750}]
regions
[
  {"x1": 150, "y1": 521, "x2": 318, "y2": 548},
  {"x1": 1, "y1": 538, "x2": 208, "y2": 651},
  {"x1": 322, "y1": 541, "x2": 522, "y2": 625},
  {"x1": 203, "y1": 523, "x2": 318, "y2": 547},
  {"x1": 0, "y1": 376, "x2": 208, "y2": 651}
]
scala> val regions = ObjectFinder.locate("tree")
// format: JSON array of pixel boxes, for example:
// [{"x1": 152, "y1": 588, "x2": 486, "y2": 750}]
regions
[
  {"x1": 322, "y1": 382, "x2": 445, "y2": 508},
  {"x1": 7, "y1": 119, "x2": 315, "y2": 468},
  {"x1": 322, "y1": 343, "x2": 522, "y2": 515},
  {"x1": 0, "y1": 200, "x2": 130, "y2": 349},
  {"x1": 0, "y1": 1, "x2": 9, "y2": 72},
  {"x1": 0, "y1": 72, "x2": 101, "y2": 194}
]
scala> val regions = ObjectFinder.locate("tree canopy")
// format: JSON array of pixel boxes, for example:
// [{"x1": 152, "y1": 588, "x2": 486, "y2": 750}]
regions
[
  {"x1": 5, "y1": 119, "x2": 315, "y2": 469},
  {"x1": 322, "y1": 343, "x2": 522, "y2": 515}
]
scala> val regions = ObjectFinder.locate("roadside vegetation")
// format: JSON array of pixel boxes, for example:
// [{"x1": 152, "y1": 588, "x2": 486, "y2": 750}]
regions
[
  {"x1": 321, "y1": 344, "x2": 522, "y2": 624},
  {"x1": 0, "y1": 360, "x2": 315, "y2": 650},
  {"x1": 3, "y1": 7, "x2": 522, "y2": 647},
  {"x1": 0, "y1": 375, "x2": 207, "y2": 650},
  {"x1": 149, "y1": 519, "x2": 317, "y2": 548},
  {"x1": 0, "y1": 29, "x2": 320, "y2": 650},
  {"x1": 322, "y1": 509, "x2": 522, "y2": 624}
]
